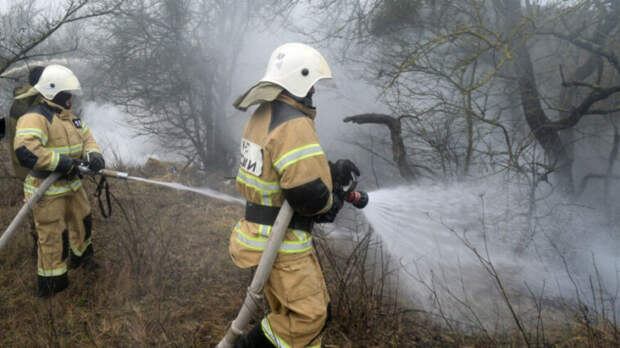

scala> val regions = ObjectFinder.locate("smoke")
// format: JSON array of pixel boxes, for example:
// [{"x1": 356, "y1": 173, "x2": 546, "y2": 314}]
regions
[
  {"x1": 81, "y1": 102, "x2": 159, "y2": 166},
  {"x1": 361, "y1": 178, "x2": 620, "y2": 326}
]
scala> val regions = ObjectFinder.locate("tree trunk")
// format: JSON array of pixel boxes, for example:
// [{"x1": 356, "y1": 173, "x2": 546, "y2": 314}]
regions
[
  {"x1": 344, "y1": 113, "x2": 416, "y2": 182},
  {"x1": 499, "y1": 0, "x2": 574, "y2": 193}
]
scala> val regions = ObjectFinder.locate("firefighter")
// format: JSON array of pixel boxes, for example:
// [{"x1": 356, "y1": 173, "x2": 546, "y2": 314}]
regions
[
  {"x1": 14, "y1": 64, "x2": 105, "y2": 297},
  {"x1": 231, "y1": 43, "x2": 360, "y2": 348}
]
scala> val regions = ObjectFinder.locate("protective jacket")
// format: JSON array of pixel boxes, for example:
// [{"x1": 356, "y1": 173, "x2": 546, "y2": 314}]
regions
[
  {"x1": 231, "y1": 93, "x2": 332, "y2": 348},
  {"x1": 14, "y1": 99, "x2": 101, "y2": 197}
]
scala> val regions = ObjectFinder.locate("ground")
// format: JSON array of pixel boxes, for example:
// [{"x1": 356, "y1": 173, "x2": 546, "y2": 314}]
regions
[
  {"x1": 0, "y1": 142, "x2": 618, "y2": 347},
  {"x1": 0, "y1": 172, "x2": 247, "y2": 346}
]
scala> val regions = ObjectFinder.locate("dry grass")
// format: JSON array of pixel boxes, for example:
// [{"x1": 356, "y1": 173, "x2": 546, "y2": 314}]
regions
[
  {"x1": 0, "y1": 144, "x2": 248, "y2": 346},
  {"x1": 0, "y1": 179, "x2": 248, "y2": 346},
  {"x1": 1, "y1": 141, "x2": 619, "y2": 347}
]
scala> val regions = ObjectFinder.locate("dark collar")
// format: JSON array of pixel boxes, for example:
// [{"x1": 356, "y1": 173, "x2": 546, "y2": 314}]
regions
[
  {"x1": 41, "y1": 101, "x2": 63, "y2": 114},
  {"x1": 276, "y1": 94, "x2": 317, "y2": 120}
]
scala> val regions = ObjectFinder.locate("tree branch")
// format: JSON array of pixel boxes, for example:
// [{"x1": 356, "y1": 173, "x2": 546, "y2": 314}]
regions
[
  {"x1": 550, "y1": 85, "x2": 620, "y2": 129},
  {"x1": 0, "y1": 0, "x2": 123, "y2": 76},
  {"x1": 344, "y1": 113, "x2": 416, "y2": 182}
]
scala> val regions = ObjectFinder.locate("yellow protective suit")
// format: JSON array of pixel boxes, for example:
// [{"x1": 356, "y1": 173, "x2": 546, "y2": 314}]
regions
[
  {"x1": 14, "y1": 99, "x2": 101, "y2": 297},
  {"x1": 231, "y1": 93, "x2": 333, "y2": 348}
]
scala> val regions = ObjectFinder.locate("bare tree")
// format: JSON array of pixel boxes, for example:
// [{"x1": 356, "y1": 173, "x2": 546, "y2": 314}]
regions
[
  {"x1": 495, "y1": 0, "x2": 620, "y2": 193},
  {"x1": 92, "y1": 0, "x2": 289, "y2": 170},
  {"x1": 0, "y1": 0, "x2": 121, "y2": 78},
  {"x1": 298, "y1": 0, "x2": 620, "y2": 198}
]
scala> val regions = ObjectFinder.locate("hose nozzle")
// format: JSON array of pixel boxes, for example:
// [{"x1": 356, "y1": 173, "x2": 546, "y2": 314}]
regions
[
  {"x1": 341, "y1": 174, "x2": 368, "y2": 209},
  {"x1": 344, "y1": 190, "x2": 368, "y2": 209}
]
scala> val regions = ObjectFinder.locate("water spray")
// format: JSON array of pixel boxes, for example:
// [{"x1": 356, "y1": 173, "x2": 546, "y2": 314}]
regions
[{"x1": 81, "y1": 166, "x2": 244, "y2": 205}]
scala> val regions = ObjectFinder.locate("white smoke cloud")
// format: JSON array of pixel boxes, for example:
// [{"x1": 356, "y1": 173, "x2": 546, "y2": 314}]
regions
[{"x1": 81, "y1": 102, "x2": 158, "y2": 166}]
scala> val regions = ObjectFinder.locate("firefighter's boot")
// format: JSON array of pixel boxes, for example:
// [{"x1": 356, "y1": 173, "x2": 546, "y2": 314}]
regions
[
  {"x1": 37, "y1": 273, "x2": 69, "y2": 298},
  {"x1": 234, "y1": 324, "x2": 274, "y2": 348}
]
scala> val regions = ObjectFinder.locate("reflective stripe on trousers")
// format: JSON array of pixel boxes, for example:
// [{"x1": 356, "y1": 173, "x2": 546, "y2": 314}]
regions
[
  {"x1": 261, "y1": 318, "x2": 320, "y2": 348},
  {"x1": 38, "y1": 265, "x2": 67, "y2": 277}
]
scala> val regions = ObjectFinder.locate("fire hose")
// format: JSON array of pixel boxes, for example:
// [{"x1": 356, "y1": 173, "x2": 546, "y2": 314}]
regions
[
  {"x1": 0, "y1": 172, "x2": 63, "y2": 252},
  {"x1": 218, "y1": 174, "x2": 368, "y2": 347},
  {"x1": 217, "y1": 200, "x2": 295, "y2": 348},
  {"x1": 0, "y1": 167, "x2": 128, "y2": 253}
]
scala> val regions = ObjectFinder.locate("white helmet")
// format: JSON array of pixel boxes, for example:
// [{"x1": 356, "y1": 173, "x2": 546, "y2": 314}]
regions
[
  {"x1": 33, "y1": 64, "x2": 81, "y2": 100},
  {"x1": 260, "y1": 43, "x2": 332, "y2": 98}
]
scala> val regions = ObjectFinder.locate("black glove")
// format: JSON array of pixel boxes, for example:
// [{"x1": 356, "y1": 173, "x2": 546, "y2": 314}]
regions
[
  {"x1": 56, "y1": 155, "x2": 81, "y2": 179},
  {"x1": 329, "y1": 159, "x2": 361, "y2": 186},
  {"x1": 87, "y1": 152, "x2": 105, "y2": 172},
  {"x1": 314, "y1": 192, "x2": 344, "y2": 223}
]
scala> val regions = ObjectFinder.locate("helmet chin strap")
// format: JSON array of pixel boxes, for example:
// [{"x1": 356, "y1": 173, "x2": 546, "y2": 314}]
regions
[{"x1": 282, "y1": 89, "x2": 314, "y2": 108}]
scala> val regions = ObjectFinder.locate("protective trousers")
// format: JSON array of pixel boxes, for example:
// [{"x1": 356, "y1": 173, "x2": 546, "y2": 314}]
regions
[
  {"x1": 32, "y1": 187, "x2": 92, "y2": 297},
  {"x1": 261, "y1": 252, "x2": 329, "y2": 348}
]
